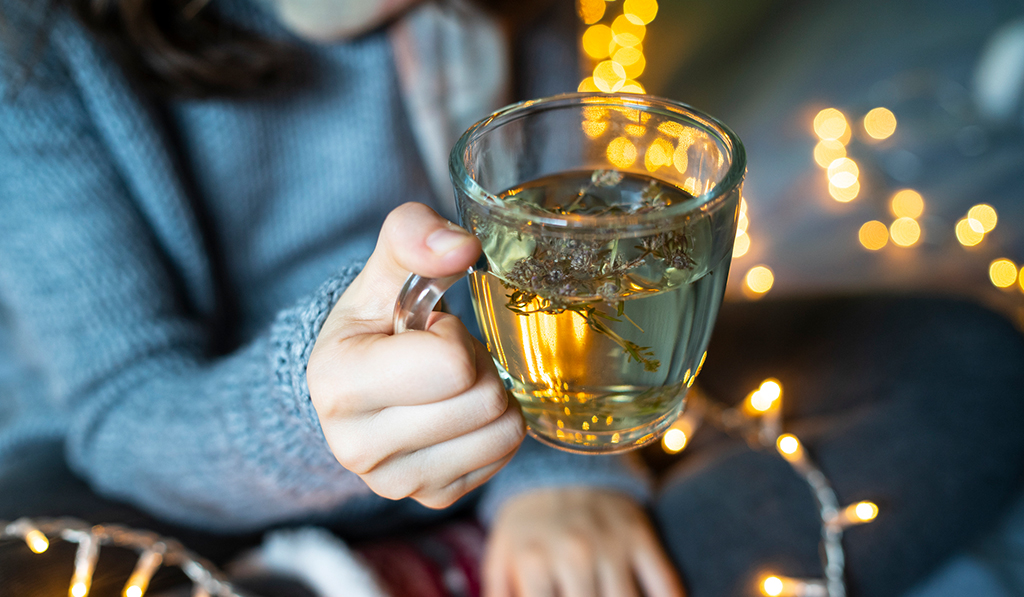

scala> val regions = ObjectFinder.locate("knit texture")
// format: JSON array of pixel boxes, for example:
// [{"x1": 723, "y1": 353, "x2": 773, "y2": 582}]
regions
[{"x1": 0, "y1": 1, "x2": 650, "y2": 531}]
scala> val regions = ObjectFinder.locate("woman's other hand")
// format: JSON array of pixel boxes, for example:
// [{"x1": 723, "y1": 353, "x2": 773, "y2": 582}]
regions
[
  {"x1": 484, "y1": 488, "x2": 685, "y2": 597},
  {"x1": 307, "y1": 202, "x2": 525, "y2": 509}
]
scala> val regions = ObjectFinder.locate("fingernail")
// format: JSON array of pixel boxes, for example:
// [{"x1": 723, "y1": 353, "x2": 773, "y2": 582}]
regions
[{"x1": 426, "y1": 227, "x2": 473, "y2": 254}]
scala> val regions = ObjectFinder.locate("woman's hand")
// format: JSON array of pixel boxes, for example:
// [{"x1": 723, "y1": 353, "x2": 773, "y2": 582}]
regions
[
  {"x1": 484, "y1": 488, "x2": 685, "y2": 597},
  {"x1": 307, "y1": 202, "x2": 525, "y2": 509}
]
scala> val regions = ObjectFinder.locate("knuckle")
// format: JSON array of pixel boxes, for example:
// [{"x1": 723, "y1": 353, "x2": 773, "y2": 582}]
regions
[
  {"x1": 492, "y1": 404, "x2": 527, "y2": 449},
  {"x1": 415, "y1": 489, "x2": 459, "y2": 510},
  {"x1": 366, "y1": 471, "x2": 423, "y2": 502},
  {"x1": 333, "y1": 443, "x2": 381, "y2": 476},
  {"x1": 560, "y1": 534, "x2": 593, "y2": 564},
  {"x1": 476, "y1": 383, "x2": 509, "y2": 425},
  {"x1": 438, "y1": 342, "x2": 477, "y2": 395}
]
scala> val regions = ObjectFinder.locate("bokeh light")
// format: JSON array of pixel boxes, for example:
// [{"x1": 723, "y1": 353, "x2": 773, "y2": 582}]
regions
[
  {"x1": 734, "y1": 231, "x2": 751, "y2": 257},
  {"x1": 613, "y1": 46, "x2": 646, "y2": 79},
  {"x1": 967, "y1": 203, "x2": 998, "y2": 233},
  {"x1": 813, "y1": 108, "x2": 848, "y2": 141},
  {"x1": 581, "y1": 120, "x2": 608, "y2": 138},
  {"x1": 623, "y1": 0, "x2": 659, "y2": 25},
  {"x1": 606, "y1": 136, "x2": 637, "y2": 168},
  {"x1": 577, "y1": 77, "x2": 600, "y2": 92},
  {"x1": 863, "y1": 107, "x2": 897, "y2": 140},
  {"x1": 71, "y1": 583, "x2": 88, "y2": 597},
  {"x1": 644, "y1": 138, "x2": 673, "y2": 171},
  {"x1": 611, "y1": 14, "x2": 646, "y2": 47},
  {"x1": 955, "y1": 218, "x2": 984, "y2": 247},
  {"x1": 829, "y1": 179, "x2": 860, "y2": 202},
  {"x1": 577, "y1": 0, "x2": 606, "y2": 25},
  {"x1": 582, "y1": 24, "x2": 613, "y2": 59},
  {"x1": 663, "y1": 428, "x2": 687, "y2": 452},
  {"x1": 619, "y1": 80, "x2": 646, "y2": 94},
  {"x1": 813, "y1": 139, "x2": 846, "y2": 168},
  {"x1": 125, "y1": 586, "x2": 143, "y2": 597},
  {"x1": 827, "y1": 157, "x2": 859, "y2": 188},
  {"x1": 657, "y1": 121, "x2": 686, "y2": 138},
  {"x1": 759, "y1": 379, "x2": 782, "y2": 401},
  {"x1": 745, "y1": 265, "x2": 775, "y2": 294},
  {"x1": 593, "y1": 60, "x2": 626, "y2": 92},
  {"x1": 673, "y1": 142, "x2": 689, "y2": 174},
  {"x1": 859, "y1": 221, "x2": 889, "y2": 251},
  {"x1": 990, "y1": 259, "x2": 1018, "y2": 288},
  {"x1": 853, "y1": 501, "x2": 879, "y2": 521},
  {"x1": 26, "y1": 530, "x2": 49, "y2": 554},
  {"x1": 777, "y1": 434, "x2": 800, "y2": 455},
  {"x1": 890, "y1": 189, "x2": 924, "y2": 218},
  {"x1": 890, "y1": 217, "x2": 921, "y2": 247},
  {"x1": 762, "y1": 576, "x2": 784, "y2": 597}
]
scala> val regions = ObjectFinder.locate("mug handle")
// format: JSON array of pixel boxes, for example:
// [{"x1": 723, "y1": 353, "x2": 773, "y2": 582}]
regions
[{"x1": 392, "y1": 254, "x2": 488, "y2": 333}]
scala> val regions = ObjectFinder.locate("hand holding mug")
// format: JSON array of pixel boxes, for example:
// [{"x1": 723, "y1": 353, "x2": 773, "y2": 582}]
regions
[{"x1": 307, "y1": 202, "x2": 526, "y2": 509}]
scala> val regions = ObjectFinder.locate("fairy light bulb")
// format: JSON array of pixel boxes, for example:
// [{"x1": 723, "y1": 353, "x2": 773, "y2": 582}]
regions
[
  {"x1": 990, "y1": 259, "x2": 1018, "y2": 288},
  {"x1": 763, "y1": 576, "x2": 784, "y2": 596},
  {"x1": 26, "y1": 529, "x2": 49, "y2": 554},
  {"x1": 863, "y1": 107, "x2": 897, "y2": 140},
  {"x1": 813, "y1": 108, "x2": 848, "y2": 141},
  {"x1": 123, "y1": 548, "x2": 164, "y2": 597}
]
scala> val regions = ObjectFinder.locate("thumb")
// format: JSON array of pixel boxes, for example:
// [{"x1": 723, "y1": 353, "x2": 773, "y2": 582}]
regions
[{"x1": 330, "y1": 202, "x2": 481, "y2": 334}]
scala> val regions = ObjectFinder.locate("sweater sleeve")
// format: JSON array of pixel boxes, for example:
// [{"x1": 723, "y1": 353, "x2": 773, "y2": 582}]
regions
[{"x1": 0, "y1": 37, "x2": 374, "y2": 532}]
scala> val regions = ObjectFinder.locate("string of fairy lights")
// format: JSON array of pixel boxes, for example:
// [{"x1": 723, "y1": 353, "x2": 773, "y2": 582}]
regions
[
  {"x1": 0, "y1": 518, "x2": 245, "y2": 597},
  {"x1": 662, "y1": 380, "x2": 880, "y2": 597}
]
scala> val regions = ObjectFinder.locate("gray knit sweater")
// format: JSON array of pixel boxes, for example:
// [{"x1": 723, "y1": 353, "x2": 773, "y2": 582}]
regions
[{"x1": 0, "y1": 1, "x2": 648, "y2": 531}]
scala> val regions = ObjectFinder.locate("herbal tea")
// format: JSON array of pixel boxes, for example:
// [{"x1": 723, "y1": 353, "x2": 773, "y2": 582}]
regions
[{"x1": 468, "y1": 170, "x2": 730, "y2": 452}]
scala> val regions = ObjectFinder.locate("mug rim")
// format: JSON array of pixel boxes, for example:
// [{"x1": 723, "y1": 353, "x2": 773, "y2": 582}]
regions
[{"x1": 448, "y1": 92, "x2": 747, "y2": 232}]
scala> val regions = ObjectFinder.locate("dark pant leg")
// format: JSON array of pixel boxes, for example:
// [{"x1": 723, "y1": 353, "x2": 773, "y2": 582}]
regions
[{"x1": 653, "y1": 296, "x2": 1024, "y2": 597}]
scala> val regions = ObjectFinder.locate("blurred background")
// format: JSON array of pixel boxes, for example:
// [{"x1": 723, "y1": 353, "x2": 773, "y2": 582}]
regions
[{"x1": 573, "y1": 0, "x2": 1024, "y2": 595}]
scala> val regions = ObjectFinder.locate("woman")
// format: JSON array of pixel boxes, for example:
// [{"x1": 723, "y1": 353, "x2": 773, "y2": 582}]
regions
[{"x1": 0, "y1": 0, "x2": 682, "y2": 595}]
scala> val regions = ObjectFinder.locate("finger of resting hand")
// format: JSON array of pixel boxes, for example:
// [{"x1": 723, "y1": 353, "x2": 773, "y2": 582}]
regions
[
  {"x1": 632, "y1": 537, "x2": 686, "y2": 597},
  {"x1": 552, "y1": 552, "x2": 598, "y2": 597},
  {"x1": 512, "y1": 548, "x2": 556, "y2": 597},
  {"x1": 597, "y1": 555, "x2": 639, "y2": 597},
  {"x1": 482, "y1": 543, "x2": 513, "y2": 597},
  {"x1": 329, "y1": 314, "x2": 479, "y2": 411},
  {"x1": 370, "y1": 338, "x2": 508, "y2": 454}
]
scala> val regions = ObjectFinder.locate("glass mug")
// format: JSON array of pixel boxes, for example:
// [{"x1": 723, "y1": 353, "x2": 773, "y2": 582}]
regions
[{"x1": 394, "y1": 93, "x2": 745, "y2": 453}]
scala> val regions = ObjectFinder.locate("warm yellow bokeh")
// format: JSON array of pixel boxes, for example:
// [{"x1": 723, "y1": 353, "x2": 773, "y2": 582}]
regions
[
  {"x1": 829, "y1": 179, "x2": 860, "y2": 202},
  {"x1": 890, "y1": 217, "x2": 921, "y2": 247},
  {"x1": 624, "y1": 123, "x2": 646, "y2": 137},
  {"x1": 662, "y1": 428, "x2": 687, "y2": 452},
  {"x1": 25, "y1": 530, "x2": 49, "y2": 554},
  {"x1": 611, "y1": 14, "x2": 646, "y2": 47},
  {"x1": 624, "y1": 0, "x2": 659, "y2": 25},
  {"x1": 852, "y1": 501, "x2": 880, "y2": 522},
  {"x1": 644, "y1": 138, "x2": 673, "y2": 171},
  {"x1": 71, "y1": 582, "x2": 89, "y2": 597},
  {"x1": 582, "y1": 24, "x2": 613, "y2": 59},
  {"x1": 777, "y1": 434, "x2": 800, "y2": 455},
  {"x1": 733, "y1": 231, "x2": 751, "y2": 257},
  {"x1": 955, "y1": 218, "x2": 984, "y2": 246},
  {"x1": 827, "y1": 157, "x2": 859, "y2": 189},
  {"x1": 606, "y1": 136, "x2": 638, "y2": 168},
  {"x1": 967, "y1": 203, "x2": 998, "y2": 233},
  {"x1": 859, "y1": 220, "x2": 889, "y2": 250},
  {"x1": 619, "y1": 80, "x2": 646, "y2": 94},
  {"x1": 813, "y1": 108, "x2": 848, "y2": 141},
  {"x1": 863, "y1": 107, "x2": 897, "y2": 140},
  {"x1": 125, "y1": 586, "x2": 143, "y2": 597},
  {"x1": 613, "y1": 46, "x2": 646, "y2": 79},
  {"x1": 577, "y1": 0, "x2": 606, "y2": 25},
  {"x1": 577, "y1": 77, "x2": 600, "y2": 92},
  {"x1": 737, "y1": 211, "x2": 749, "y2": 233},
  {"x1": 673, "y1": 141, "x2": 689, "y2": 174},
  {"x1": 581, "y1": 120, "x2": 608, "y2": 138},
  {"x1": 657, "y1": 121, "x2": 686, "y2": 138},
  {"x1": 989, "y1": 258, "x2": 1018, "y2": 288},
  {"x1": 813, "y1": 139, "x2": 846, "y2": 168},
  {"x1": 762, "y1": 576, "x2": 784, "y2": 597},
  {"x1": 593, "y1": 60, "x2": 626, "y2": 92},
  {"x1": 890, "y1": 189, "x2": 924, "y2": 218},
  {"x1": 745, "y1": 265, "x2": 774, "y2": 294}
]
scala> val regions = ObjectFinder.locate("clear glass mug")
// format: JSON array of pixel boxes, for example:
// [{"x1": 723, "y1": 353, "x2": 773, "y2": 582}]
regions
[{"x1": 394, "y1": 93, "x2": 745, "y2": 453}]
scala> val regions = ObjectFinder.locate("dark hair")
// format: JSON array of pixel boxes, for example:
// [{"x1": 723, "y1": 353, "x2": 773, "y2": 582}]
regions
[
  {"x1": 65, "y1": 0, "x2": 299, "y2": 98},
  {"x1": 3, "y1": 0, "x2": 551, "y2": 99}
]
